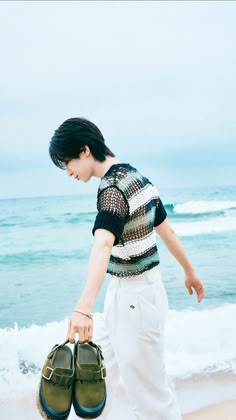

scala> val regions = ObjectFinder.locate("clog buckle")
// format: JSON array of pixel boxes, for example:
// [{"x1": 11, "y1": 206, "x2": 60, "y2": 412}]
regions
[
  {"x1": 42, "y1": 366, "x2": 54, "y2": 381},
  {"x1": 101, "y1": 367, "x2": 106, "y2": 380}
]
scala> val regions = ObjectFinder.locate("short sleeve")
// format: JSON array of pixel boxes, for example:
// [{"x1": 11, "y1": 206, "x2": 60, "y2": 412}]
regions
[
  {"x1": 92, "y1": 187, "x2": 129, "y2": 245},
  {"x1": 154, "y1": 197, "x2": 167, "y2": 226}
]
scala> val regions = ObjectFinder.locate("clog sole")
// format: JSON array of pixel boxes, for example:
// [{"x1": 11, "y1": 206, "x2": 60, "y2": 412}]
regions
[{"x1": 36, "y1": 379, "x2": 71, "y2": 420}]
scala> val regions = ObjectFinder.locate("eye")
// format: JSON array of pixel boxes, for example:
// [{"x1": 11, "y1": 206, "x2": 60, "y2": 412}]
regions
[{"x1": 63, "y1": 158, "x2": 71, "y2": 166}]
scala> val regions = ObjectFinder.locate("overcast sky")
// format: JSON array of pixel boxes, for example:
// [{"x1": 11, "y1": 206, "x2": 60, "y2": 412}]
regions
[{"x1": 0, "y1": 1, "x2": 235, "y2": 198}]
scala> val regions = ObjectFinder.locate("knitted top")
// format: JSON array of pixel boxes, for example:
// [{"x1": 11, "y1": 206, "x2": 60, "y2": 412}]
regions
[{"x1": 92, "y1": 163, "x2": 167, "y2": 277}]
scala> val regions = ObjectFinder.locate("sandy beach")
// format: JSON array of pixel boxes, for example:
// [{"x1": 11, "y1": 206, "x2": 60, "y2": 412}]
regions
[{"x1": 184, "y1": 400, "x2": 236, "y2": 419}]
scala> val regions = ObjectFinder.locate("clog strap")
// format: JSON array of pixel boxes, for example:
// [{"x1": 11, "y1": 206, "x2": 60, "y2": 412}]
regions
[
  {"x1": 75, "y1": 366, "x2": 107, "y2": 381},
  {"x1": 75, "y1": 341, "x2": 106, "y2": 381},
  {"x1": 42, "y1": 339, "x2": 74, "y2": 386},
  {"x1": 47, "y1": 339, "x2": 70, "y2": 359},
  {"x1": 42, "y1": 362, "x2": 74, "y2": 386},
  {"x1": 87, "y1": 341, "x2": 105, "y2": 365}
]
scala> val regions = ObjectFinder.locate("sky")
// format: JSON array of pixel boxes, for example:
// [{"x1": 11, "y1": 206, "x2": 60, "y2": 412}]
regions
[{"x1": 0, "y1": 0, "x2": 235, "y2": 198}]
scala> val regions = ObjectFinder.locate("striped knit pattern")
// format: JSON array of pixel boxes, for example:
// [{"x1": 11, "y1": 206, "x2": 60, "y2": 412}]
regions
[{"x1": 92, "y1": 163, "x2": 167, "y2": 278}]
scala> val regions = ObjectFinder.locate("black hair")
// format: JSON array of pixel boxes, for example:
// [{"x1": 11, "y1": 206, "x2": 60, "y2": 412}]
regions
[{"x1": 49, "y1": 117, "x2": 115, "y2": 169}]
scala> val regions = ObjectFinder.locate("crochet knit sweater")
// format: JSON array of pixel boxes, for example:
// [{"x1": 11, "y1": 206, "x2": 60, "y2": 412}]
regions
[{"x1": 92, "y1": 163, "x2": 167, "y2": 278}]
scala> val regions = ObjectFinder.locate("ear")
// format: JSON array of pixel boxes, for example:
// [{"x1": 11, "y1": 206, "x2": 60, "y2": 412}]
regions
[{"x1": 82, "y1": 145, "x2": 91, "y2": 157}]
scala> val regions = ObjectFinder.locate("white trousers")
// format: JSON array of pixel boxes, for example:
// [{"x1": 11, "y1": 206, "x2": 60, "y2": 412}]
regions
[{"x1": 92, "y1": 264, "x2": 183, "y2": 420}]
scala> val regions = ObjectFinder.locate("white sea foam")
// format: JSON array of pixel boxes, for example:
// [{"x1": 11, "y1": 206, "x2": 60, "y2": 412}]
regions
[
  {"x1": 174, "y1": 200, "x2": 236, "y2": 214},
  {"x1": 165, "y1": 303, "x2": 236, "y2": 378},
  {"x1": 173, "y1": 214, "x2": 236, "y2": 236},
  {"x1": 0, "y1": 305, "x2": 236, "y2": 399}
]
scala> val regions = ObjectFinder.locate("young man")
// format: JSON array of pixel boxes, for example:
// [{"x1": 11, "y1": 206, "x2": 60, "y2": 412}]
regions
[{"x1": 49, "y1": 117, "x2": 205, "y2": 419}]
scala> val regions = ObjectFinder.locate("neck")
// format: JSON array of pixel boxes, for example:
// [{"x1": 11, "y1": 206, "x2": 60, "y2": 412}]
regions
[{"x1": 94, "y1": 157, "x2": 123, "y2": 179}]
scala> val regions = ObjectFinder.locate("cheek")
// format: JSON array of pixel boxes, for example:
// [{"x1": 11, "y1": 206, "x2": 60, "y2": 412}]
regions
[
  {"x1": 66, "y1": 162, "x2": 76, "y2": 175},
  {"x1": 70, "y1": 162, "x2": 77, "y2": 172}
]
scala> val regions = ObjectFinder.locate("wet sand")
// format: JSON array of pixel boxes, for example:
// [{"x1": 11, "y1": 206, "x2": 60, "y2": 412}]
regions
[{"x1": 183, "y1": 400, "x2": 236, "y2": 419}]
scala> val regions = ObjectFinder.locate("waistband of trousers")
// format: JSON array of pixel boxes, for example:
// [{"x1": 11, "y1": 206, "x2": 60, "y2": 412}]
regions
[{"x1": 110, "y1": 264, "x2": 162, "y2": 288}]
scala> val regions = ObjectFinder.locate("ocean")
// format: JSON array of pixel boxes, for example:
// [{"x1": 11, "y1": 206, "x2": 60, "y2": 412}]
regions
[{"x1": 1, "y1": 184, "x2": 236, "y2": 414}]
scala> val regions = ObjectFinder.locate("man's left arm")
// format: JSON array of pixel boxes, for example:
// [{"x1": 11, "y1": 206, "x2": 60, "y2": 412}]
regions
[{"x1": 155, "y1": 218, "x2": 206, "y2": 303}]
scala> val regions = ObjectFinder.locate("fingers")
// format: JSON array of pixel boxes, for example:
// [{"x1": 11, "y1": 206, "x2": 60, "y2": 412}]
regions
[
  {"x1": 78, "y1": 330, "x2": 85, "y2": 344},
  {"x1": 67, "y1": 318, "x2": 93, "y2": 344},
  {"x1": 79, "y1": 325, "x2": 94, "y2": 343},
  {"x1": 196, "y1": 285, "x2": 206, "y2": 303},
  {"x1": 67, "y1": 321, "x2": 76, "y2": 344},
  {"x1": 187, "y1": 287, "x2": 193, "y2": 295},
  {"x1": 78, "y1": 326, "x2": 88, "y2": 344},
  {"x1": 88, "y1": 324, "x2": 94, "y2": 342},
  {"x1": 185, "y1": 273, "x2": 206, "y2": 303},
  {"x1": 67, "y1": 320, "x2": 75, "y2": 344}
]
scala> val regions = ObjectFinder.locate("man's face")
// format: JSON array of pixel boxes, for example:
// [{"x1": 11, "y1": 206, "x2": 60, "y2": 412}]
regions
[{"x1": 65, "y1": 147, "x2": 93, "y2": 182}]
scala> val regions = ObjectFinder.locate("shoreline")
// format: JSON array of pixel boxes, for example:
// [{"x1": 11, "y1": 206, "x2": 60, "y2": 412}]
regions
[
  {"x1": 1, "y1": 370, "x2": 236, "y2": 419},
  {"x1": 183, "y1": 400, "x2": 236, "y2": 419},
  {"x1": 175, "y1": 370, "x2": 236, "y2": 414}
]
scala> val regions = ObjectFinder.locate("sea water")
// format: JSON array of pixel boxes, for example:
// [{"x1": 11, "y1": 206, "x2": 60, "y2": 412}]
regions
[{"x1": 0, "y1": 184, "x2": 236, "y2": 403}]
